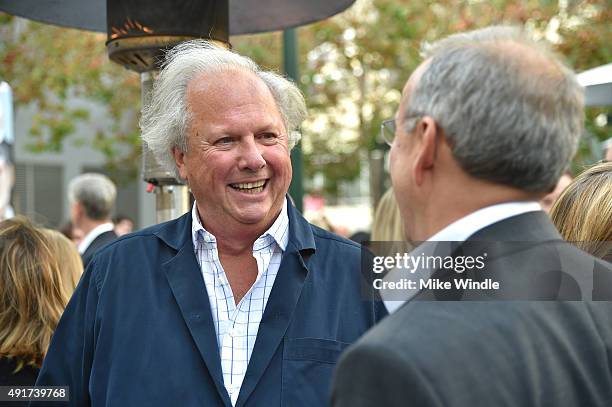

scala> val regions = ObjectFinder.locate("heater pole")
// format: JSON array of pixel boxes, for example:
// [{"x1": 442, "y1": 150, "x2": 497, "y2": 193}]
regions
[
  {"x1": 283, "y1": 28, "x2": 304, "y2": 213},
  {"x1": 141, "y1": 71, "x2": 191, "y2": 223}
]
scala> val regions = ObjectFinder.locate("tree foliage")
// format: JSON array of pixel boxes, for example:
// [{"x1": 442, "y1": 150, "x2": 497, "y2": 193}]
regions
[
  {"x1": 1, "y1": 0, "x2": 610, "y2": 192},
  {"x1": 0, "y1": 14, "x2": 141, "y2": 180},
  {"x1": 293, "y1": 0, "x2": 611, "y2": 196}
]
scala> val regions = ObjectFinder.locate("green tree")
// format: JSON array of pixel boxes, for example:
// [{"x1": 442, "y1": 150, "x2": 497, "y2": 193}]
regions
[
  {"x1": 0, "y1": 14, "x2": 142, "y2": 181},
  {"x1": 1, "y1": 0, "x2": 610, "y2": 199},
  {"x1": 297, "y1": 0, "x2": 610, "y2": 206}
]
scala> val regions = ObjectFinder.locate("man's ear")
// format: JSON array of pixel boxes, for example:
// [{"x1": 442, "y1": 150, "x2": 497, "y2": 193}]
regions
[
  {"x1": 412, "y1": 116, "x2": 438, "y2": 186},
  {"x1": 172, "y1": 146, "x2": 188, "y2": 181}
]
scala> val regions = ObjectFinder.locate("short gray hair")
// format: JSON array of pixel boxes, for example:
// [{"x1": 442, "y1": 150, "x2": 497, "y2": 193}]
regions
[
  {"x1": 402, "y1": 26, "x2": 584, "y2": 193},
  {"x1": 68, "y1": 173, "x2": 116, "y2": 220},
  {"x1": 141, "y1": 40, "x2": 307, "y2": 178}
]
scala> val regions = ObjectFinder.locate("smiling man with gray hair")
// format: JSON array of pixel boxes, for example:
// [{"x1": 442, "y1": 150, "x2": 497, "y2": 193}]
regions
[{"x1": 37, "y1": 41, "x2": 385, "y2": 407}]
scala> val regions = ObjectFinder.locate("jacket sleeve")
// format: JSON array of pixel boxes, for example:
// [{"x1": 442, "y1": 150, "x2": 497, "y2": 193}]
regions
[
  {"x1": 33, "y1": 259, "x2": 101, "y2": 406},
  {"x1": 331, "y1": 341, "x2": 441, "y2": 407},
  {"x1": 362, "y1": 248, "x2": 389, "y2": 324}
]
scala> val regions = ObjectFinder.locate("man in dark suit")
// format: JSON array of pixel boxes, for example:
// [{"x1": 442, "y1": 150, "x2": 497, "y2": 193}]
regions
[
  {"x1": 68, "y1": 172, "x2": 118, "y2": 268},
  {"x1": 36, "y1": 41, "x2": 386, "y2": 406},
  {"x1": 331, "y1": 26, "x2": 612, "y2": 407}
]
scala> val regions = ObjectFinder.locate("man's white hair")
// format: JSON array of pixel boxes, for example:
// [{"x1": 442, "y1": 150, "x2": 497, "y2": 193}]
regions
[{"x1": 141, "y1": 40, "x2": 307, "y2": 179}]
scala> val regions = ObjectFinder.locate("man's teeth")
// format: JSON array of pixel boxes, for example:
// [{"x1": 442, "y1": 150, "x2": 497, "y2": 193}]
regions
[{"x1": 230, "y1": 180, "x2": 266, "y2": 193}]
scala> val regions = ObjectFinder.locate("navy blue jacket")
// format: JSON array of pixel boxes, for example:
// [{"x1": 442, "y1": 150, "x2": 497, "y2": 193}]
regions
[{"x1": 36, "y1": 201, "x2": 386, "y2": 406}]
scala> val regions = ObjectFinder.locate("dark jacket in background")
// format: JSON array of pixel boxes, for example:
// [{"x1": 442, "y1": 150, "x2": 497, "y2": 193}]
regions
[
  {"x1": 81, "y1": 230, "x2": 117, "y2": 269},
  {"x1": 0, "y1": 357, "x2": 39, "y2": 386},
  {"x1": 0, "y1": 358, "x2": 39, "y2": 407}
]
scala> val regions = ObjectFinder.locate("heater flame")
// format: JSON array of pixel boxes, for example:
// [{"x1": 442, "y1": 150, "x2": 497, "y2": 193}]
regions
[{"x1": 110, "y1": 19, "x2": 154, "y2": 40}]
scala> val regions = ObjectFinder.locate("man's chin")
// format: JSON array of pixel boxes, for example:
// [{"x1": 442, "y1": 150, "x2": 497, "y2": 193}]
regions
[
  {"x1": 230, "y1": 205, "x2": 272, "y2": 226},
  {"x1": 232, "y1": 199, "x2": 287, "y2": 226}
]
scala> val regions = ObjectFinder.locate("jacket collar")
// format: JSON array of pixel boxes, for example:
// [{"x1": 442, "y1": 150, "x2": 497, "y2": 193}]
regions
[
  {"x1": 285, "y1": 196, "x2": 316, "y2": 253},
  {"x1": 157, "y1": 196, "x2": 315, "y2": 407},
  {"x1": 154, "y1": 211, "x2": 193, "y2": 251},
  {"x1": 468, "y1": 210, "x2": 562, "y2": 242}
]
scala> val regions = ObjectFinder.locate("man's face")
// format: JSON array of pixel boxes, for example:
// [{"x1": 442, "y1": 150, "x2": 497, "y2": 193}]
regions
[
  {"x1": 389, "y1": 62, "x2": 428, "y2": 241},
  {"x1": 174, "y1": 69, "x2": 292, "y2": 233},
  {"x1": 70, "y1": 201, "x2": 82, "y2": 227}
]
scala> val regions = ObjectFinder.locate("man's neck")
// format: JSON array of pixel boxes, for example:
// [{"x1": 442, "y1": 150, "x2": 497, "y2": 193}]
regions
[
  {"x1": 195, "y1": 208, "x2": 282, "y2": 256},
  {"x1": 78, "y1": 218, "x2": 111, "y2": 237},
  {"x1": 77, "y1": 221, "x2": 115, "y2": 255},
  {"x1": 413, "y1": 185, "x2": 541, "y2": 242}
]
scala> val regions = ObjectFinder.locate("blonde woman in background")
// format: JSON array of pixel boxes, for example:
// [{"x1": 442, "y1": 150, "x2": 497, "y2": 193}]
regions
[
  {"x1": 550, "y1": 161, "x2": 612, "y2": 262},
  {"x1": 371, "y1": 189, "x2": 413, "y2": 258},
  {"x1": 41, "y1": 228, "x2": 84, "y2": 299},
  {"x1": 371, "y1": 188, "x2": 406, "y2": 242},
  {"x1": 0, "y1": 216, "x2": 83, "y2": 386}
]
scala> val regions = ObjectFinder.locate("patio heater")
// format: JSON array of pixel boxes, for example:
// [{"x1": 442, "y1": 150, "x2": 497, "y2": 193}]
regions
[
  {"x1": 106, "y1": 0, "x2": 229, "y2": 222},
  {"x1": 0, "y1": 0, "x2": 356, "y2": 222}
]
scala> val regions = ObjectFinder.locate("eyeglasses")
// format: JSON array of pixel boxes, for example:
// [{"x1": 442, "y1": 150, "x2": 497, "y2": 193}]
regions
[
  {"x1": 381, "y1": 114, "x2": 424, "y2": 146},
  {"x1": 380, "y1": 119, "x2": 396, "y2": 146}
]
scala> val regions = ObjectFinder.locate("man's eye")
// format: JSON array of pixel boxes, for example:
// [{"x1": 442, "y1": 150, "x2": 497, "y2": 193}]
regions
[
  {"x1": 258, "y1": 133, "x2": 278, "y2": 143},
  {"x1": 215, "y1": 137, "x2": 235, "y2": 145}
]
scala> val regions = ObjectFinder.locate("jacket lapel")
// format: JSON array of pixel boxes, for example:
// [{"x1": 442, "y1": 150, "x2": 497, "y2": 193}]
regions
[
  {"x1": 158, "y1": 213, "x2": 232, "y2": 407},
  {"x1": 409, "y1": 211, "x2": 565, "y2": 303},
  {"x1": 235, "y1": 200, "x2": 316, "y2": 407}
]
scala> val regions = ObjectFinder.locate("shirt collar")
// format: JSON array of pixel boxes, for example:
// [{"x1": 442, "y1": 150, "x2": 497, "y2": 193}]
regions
[
  {"x1": 383, "y1": 201, "x2": 542, "y2": 314},
  {"x1": 78, "y1": 222, "x2": 115, "y2": 254},
  {"x1": 191, "y1": 198, "x2": 289, "y2": 252},
  {"x1": 427, "y1": 201, "x2": 542, "y2": 242}
]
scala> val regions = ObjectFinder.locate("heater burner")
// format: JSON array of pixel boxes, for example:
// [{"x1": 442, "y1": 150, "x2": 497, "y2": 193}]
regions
[
  {"x1": 105, "y1": 0, "x2": 229, "y2": 72},
  {"x1": 107, "y1": 35, "x2": 227, "y2": 72}
]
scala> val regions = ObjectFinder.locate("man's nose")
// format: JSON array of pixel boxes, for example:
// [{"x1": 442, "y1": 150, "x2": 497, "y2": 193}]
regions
[{"x1": 238, "y1": 138, "x2": 266, "y2": 171}]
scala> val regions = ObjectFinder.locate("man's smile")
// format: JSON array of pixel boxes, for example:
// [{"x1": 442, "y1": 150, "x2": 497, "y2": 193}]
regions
[{"x1": 229, "y1": 179, "x2": 269, "y2": 194}]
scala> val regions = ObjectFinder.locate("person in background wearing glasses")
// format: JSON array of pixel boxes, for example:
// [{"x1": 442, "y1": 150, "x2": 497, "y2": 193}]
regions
[{"x1": 332, "y1": 25, "x2": 612, "y2": 407}]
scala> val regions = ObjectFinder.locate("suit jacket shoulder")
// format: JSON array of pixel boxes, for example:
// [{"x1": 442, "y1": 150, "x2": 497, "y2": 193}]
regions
[
  {"x1": 81, "y1": 230, "x2": 118, "y2": 268},
  {"x1": 332, "y1": 211, "x2": 612, "y2": 407}
]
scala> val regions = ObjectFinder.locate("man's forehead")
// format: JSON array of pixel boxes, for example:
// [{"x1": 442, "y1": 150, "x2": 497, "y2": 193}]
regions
[
  {"x1": 185, "y1": 68, "x2": 281, "y2": 120},
  {"x1": 402, "y1": 59, "x2": 430, "y2": 100},
  {"x1": 184, "y1": 67, "x2": 285, "y2": 138},
  {"x1": 187, "y1": 68, "x2": 268, "y2": 98},
  {"x1": 396, "y1": 60, "x2": 430, "y2": 122}
]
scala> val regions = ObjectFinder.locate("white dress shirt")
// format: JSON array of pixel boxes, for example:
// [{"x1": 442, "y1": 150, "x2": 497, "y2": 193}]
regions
[
  {"x1": 191, "y1": 200, "x2": 289, "y2": 405},
  {"x1": 383, "y1": 201, "x2": 542, "y2": 313},
  {"x1": 78, "y1": 222, "x2": 115, "y2": 254}
]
